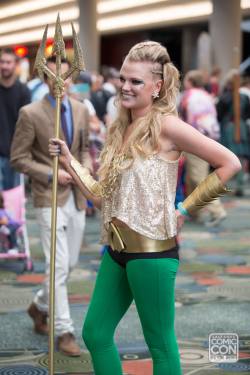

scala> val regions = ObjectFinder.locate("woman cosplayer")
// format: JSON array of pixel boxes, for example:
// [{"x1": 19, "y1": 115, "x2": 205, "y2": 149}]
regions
[{"x1": 49, "y1": 42, "x2": 241, "y2": 375}]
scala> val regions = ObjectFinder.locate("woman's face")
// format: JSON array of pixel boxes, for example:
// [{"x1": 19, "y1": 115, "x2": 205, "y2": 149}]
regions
[{"x1": 119, "y1": 60, "x2": 161, "y2": 112}]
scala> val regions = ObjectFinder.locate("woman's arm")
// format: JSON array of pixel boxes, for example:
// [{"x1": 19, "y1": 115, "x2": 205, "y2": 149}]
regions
[
  {"x1": 49, "y1": 138, "x2": 102, "y2": 209},
  {"x1": 162, "y1": 115, "x2": 241, "y2": 184},
  {"x1": 162, "y1": 115, "x2": 241, "y2": 221}
]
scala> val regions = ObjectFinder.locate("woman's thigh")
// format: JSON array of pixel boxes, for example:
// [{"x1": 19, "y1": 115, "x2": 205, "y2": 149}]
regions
[
  {"x1": 83, "y1": 251, "x2": 133, "y2": 341},
  {"x1": 127, "y1": 258, "x2": 179, "y2": 346}
]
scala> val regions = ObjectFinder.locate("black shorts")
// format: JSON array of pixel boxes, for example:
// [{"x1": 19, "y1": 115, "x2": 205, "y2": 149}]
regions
[{"x1": 107, "y1": 245, "x2": 179, "y2": 268}]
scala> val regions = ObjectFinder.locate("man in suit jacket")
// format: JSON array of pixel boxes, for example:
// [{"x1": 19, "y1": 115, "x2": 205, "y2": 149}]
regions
[{"x1": 11, "y1": 56, "x2": 91, "y2": 356}]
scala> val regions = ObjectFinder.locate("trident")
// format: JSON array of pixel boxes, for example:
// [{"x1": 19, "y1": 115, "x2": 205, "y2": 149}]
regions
[{"x1": 34, "y1": 14, "x2": 85, "y2": 374}]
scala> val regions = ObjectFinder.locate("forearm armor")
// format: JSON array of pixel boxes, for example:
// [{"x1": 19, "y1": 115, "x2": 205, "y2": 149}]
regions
[
  {"x1": 70, "y1": 157, "x2": 103, "y2": 197},
  {"x1": 182, "y1": 172, "x2": 230, "y2": 215}
]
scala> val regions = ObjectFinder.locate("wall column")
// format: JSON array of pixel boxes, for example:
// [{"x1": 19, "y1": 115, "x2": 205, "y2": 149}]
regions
[
  {"x1": 181, "y1": 27, "x2": 201, "y2": 74},
  {"x1": 78, "y1": 0, "x2": 99, "y2": 71},
  {"x1": 210, "y1": 0, "x2": 241, "y2": 78}
]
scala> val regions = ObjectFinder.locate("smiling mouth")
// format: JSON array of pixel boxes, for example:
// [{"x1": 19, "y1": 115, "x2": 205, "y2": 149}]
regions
[{"x1": 121, "y1": 93, "x2": 135, "y2": 99}]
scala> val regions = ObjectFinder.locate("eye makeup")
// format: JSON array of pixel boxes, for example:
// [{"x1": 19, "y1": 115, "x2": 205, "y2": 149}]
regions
[
  {"x1": 131, "y1": 78, "x2": 144, "y2": 86},
  {"x1": 119, "y1": 75, "x2": 145, "y2": 86}
]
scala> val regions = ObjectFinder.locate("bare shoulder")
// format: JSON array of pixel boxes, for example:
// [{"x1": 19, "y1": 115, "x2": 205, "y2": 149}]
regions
[
  {"x1": 160, "y1": 114, "x2": 241, "y2": 176},
  {"x1": 158, "y1": 114, "x2": 185, "y2": 155},
  {"x1": 160, "y1": 114, "x2": 193, "y2": 150},
  {"x1": 161, "y1": 114, "x2": 187, "y2": 136},
  {"x1": 161, "y1": 113, "x2": 218, "y2": 155}
]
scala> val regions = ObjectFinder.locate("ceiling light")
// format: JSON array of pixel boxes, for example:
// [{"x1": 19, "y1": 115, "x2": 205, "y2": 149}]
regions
[
  {"x1": 0, "y1": 7, "x2": 79, "y2": 35},
  {"x1": 0, "y1": 22, "x2": 79, "y2": 46},
  {"x1": 97, "y1": 2, "x2": 212, "y2": 32},
  {"x1": 97, "y1": 0, "x2": 166, "y2": 14},
  {"x1": 0, "y1": 0, "x2": 76, "y2": 20}
]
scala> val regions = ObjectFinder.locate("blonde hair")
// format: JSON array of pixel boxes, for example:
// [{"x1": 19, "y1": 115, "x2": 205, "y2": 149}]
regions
[{"x1": 98, "y1": 41, "x2": 180, "y2": 182}]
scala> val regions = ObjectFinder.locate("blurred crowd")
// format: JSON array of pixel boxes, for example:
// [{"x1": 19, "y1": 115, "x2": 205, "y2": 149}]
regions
[
  {"x1": 1, "y1": 47, "x2": 250, "y2": 222},
  {"x1": 178, "y1": 67, "x2": 250, "y2": 226},
  {"x1": 0, "y1": 46, "x2": 250, "y2": 356}
]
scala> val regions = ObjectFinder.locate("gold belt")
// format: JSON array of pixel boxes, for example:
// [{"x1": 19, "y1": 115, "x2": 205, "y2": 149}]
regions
[{"x1": 107, "y1": 222, "x2": 176, "y2": 253}]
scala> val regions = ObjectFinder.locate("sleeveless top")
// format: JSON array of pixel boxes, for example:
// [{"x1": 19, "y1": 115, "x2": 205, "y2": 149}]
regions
[{"x1": 101, "y1": 154, "x2": 179, "y2": 244}]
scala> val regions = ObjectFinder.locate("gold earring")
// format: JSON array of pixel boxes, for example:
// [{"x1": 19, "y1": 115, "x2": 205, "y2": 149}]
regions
[{"x1": 152, "y1": 91, "x2": 159, "y2": 99}]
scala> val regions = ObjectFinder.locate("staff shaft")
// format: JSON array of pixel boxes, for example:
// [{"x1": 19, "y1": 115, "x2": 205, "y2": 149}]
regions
[
  {"x1": 34, "y1": 15, "x2": 84, "y2": 373},
  {"x1": 49, "y1": 95, "x2": 61, "y2": 375}
]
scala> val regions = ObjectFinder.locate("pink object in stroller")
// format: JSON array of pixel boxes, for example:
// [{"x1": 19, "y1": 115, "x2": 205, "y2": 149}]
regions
[{"x1": 0, "y1": 181, "x2": 33, "y2": 271}]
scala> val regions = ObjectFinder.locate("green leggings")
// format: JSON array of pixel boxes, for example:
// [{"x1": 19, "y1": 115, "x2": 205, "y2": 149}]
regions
[{"x1": 82, "y1": 251, "x2": 181, "y2": 375}]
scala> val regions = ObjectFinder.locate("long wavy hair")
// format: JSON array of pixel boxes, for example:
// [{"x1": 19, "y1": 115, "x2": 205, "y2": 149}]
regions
[{"x1": 98, "y1": 41, "x2": 180, "y2": 182}]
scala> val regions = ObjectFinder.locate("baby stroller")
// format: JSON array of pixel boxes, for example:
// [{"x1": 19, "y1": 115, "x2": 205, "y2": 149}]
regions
[{"x1": 0, "y1": 181, "x2": 33, "y2": 272}]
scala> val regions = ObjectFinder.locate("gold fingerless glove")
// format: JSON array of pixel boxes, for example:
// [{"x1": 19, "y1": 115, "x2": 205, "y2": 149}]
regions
[
  {"x1": 182, "y1": 172, "x2": 230, "y2": 215},
  {"x1": 70, "y1": 158, "x2": 103, "y2": 197}
]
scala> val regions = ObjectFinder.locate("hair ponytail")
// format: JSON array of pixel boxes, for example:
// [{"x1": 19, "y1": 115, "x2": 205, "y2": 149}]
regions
[{"x1": 156, "y1": 62, "x2": 180, "y2": 115}]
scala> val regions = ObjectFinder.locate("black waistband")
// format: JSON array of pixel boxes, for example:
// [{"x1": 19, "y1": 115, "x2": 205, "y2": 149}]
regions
[{"x1": 107, "y1": 245, "x2": 179, "y2": 268}]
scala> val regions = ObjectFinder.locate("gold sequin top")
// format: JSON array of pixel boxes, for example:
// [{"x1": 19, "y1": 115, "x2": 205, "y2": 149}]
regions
[{"x1": 101, "y1": 154, "x2": 179, "y2": 243}]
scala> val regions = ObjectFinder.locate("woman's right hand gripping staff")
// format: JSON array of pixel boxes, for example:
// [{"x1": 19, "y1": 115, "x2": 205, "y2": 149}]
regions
[{"x1": 49, "y1": 138, "x2": 102, "y2": 209}]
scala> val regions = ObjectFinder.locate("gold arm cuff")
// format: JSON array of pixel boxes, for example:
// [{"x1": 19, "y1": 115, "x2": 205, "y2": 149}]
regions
[
  {"x1": 70, "y1": 157, "x2": 103, "y2": 197},
  {"x1": 182, "y1": 172, "x2": 230, "y2": 215}
]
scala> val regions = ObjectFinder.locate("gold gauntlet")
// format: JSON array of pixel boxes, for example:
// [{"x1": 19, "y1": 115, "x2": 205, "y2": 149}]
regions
[
  {"x1": 182, "y1": 172, "x2": 230, "y2": 215},
  {"x1": 70, "y1": 158, "x2": 103, "y2": 197}
]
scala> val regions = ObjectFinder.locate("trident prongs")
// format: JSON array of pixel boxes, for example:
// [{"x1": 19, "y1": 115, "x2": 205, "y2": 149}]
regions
[
  {"x1": 34, "y1": 15, "x2": 85, "y2": 97},
  {"x1": 62, "y1": 22, "x2": 85, "y2": 81},
  {"x1": 34, "y1": 24, "x2": 56, "y2": 82},
  {"x1": 52, "y1": 14, "x2": 66, "y2": 59}
]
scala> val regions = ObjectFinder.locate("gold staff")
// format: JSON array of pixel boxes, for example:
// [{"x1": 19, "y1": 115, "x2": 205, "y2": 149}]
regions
[{"x1": 34, "y1": 14, "x2": 85, "y2": 374}]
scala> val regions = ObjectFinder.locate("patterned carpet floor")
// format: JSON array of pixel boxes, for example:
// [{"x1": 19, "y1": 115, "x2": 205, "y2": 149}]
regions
[{"x1": 0, "y1": 190, "x2": 250, "y2": 374}]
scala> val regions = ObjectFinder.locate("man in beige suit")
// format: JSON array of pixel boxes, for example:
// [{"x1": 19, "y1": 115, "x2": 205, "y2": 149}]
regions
[{"x1": 11, "y1": 56, "x2": 91, "y2": 356}]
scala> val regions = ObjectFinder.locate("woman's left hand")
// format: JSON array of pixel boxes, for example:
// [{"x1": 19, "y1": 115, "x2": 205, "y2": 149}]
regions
[{"x1": 176, "y1": 209, "x2": 186, "y2": 232}]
